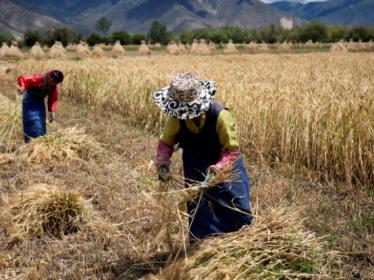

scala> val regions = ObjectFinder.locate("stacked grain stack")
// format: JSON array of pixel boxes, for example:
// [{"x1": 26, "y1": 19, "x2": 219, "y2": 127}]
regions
[
  {"x1": 278, "y1": 41, "x2": 291, "y2": 51},
  {"x1": 30, "y1": 42, "x2": 44, "y2": 59},
  {"x1": 91, "y1": 44, "x2": 105, "y2": 58},
  {"x1": 305, "y1": 40, "x2": 314, "y2": 47},
  {"x1": 177, "y1": 42, "x2": 188, "y2": 54},
  {"x1": 42, "y1": 45, "x2": 49, "y2": 52},
  {"x1": 245, "y1": 41, "x2": 259, "y2": 51},
  {"x1": 49, "y1": 41, "x2": 66, "y2": 58},
  {"x1": 258, "y1": 41, "x2": 269, "y2": 51},
  {"x1": 223, "y1": 39, "x2": 238, "y2": 54},
  {"x1": 7, "y1": 42, "x2": 23, "y2": 58},
  {"x1": 209, "y1": 41, "x2": 216, "y2": 52},
  {"x1": 198, "y1": 39, "x2": 211, "y2": 54},
  {"x1": 190, "y1": 39, "x2": 199, "y2": 54},
  {"x1": 111, "y1": 41, "x2": 125, "y2": 58},
  {"x1": 65, "y1": 43, "x2": 76, "y2": 52},
  {"x1": 76, "y1": 41, "x2": 91, "y2": 58},
  {"x1": 0, "y1": 42, "x2": 9, "y2": 58},
  {"x1": 138, "y1": 40, "x2": 151, "y2": 55},
  {"x1": 166, "y1": 41, "x2": 179, "y2": 55},
  {"x1": 330, "y1": 42, "x2": 348, "y2": 52}
]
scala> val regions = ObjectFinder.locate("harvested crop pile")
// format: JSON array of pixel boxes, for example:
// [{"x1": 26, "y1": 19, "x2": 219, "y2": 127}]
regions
[
  {"x1": 149, "y1": 207, "x2": 339, "y2": 280},
  {"x1": 0, "y1": 98, "x2": 22, "y2": 153},
  {"x1": 8, "y1": 184, "x2": 93, "y2": 238},
  {"x1": 17, "y1": 126, "x2": 103, "y2": 164}
]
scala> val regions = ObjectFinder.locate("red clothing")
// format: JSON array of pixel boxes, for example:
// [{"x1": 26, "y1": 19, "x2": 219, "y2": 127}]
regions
[{"x1": 18, "y1": 74, "x2": 58, "y2": 112}]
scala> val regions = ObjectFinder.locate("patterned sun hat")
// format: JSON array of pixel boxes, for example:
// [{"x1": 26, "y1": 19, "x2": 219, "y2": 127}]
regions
[{"x1": 153, "y1": 73, "x2": 216, "y2": 119}]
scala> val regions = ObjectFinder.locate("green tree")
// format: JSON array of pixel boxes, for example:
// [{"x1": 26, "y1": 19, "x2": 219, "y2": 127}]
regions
[
  {"x1": 296, "y1": 22, "x2": 329, "y2": 43},
  {"x1": 96, "y1": 17, "x2": 112, "y2": 35},
  {"x1": 86, "y1": 33, "x2": 104, "y2": 46},
  {"x1": 23, "y1": 29, "x2": 41, "y2": 47},
  {"x1": 0, "y1": 32, "x2": 14, "y2": 45},
  {"x1": 111, "y1": 31, "x2": 131, "y2": 45},
  {"x1": 131, "y1": 33, "x2": 146, "y2": 45},
  {"x1": 147, "y1": 20, "x2": 172, "y2": 45}
]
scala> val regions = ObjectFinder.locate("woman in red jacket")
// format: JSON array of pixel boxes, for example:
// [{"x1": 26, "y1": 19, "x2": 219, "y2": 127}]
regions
[{"x1": 17, "y1": 70, "x2": 64, "y2": 142}]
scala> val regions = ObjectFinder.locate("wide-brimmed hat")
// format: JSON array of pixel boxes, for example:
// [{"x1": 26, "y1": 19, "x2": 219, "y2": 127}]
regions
[{"x1": 153, "y1": 72, "x2": 216, "y2": 119}]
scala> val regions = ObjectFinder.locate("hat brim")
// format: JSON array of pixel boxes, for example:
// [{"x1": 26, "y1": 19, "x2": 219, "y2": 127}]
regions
[{"x1": 153, "y1": 80, "x2": 216, "y2": 119}]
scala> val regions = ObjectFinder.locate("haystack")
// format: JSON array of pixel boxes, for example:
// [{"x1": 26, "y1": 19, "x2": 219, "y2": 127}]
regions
[
  {"x1": 6, "y1": 43, "x2": 23, "y2": 58},
  {"x1": 330, "y1": 42, "x2": 348, "y2": 52},
  {"x1": 209, "y1": 41, "x2": 215, "y2": 52},
  {"x1": 258, "y1": 41, "x2": 269, "y2": 51},
  {"x1": 139, "y1": 40, "x2": 151, "y2": 55},
  {"x1": 65, "y1": 43, "x2": 76, "y2": 52},
  {"x1": 197, "y1": 39, "x2": 211, "y2": 55},
  {"x1": 112, "y1": 41, "x2": 125, "y2": 58},
  {"x1": 0, "y1": 42, "x2": 10, "y2": 58},
  {"x1": 91, "y1": 44, "x2": 105, "y2": 58},
  {"x1": 223, "y1": 39, "x2": 238, "y2": 54},
  {"x1": 0, "y1": 101, "x2": 22, "y2": 153},
  {"x1": 8, "y1": 184, "x2": 93, "y2": 238},
  {"x1": 149, "y1": 207, "x2": 339, "y2": 280},
  {"x1": 190, "y1": 39, "x2": 199, "y2": 54},
  {"x1": 76, "y1": 41, "x2": 91, "y2": 58},
  {"x1": 177, "y1": 42, "x2": 188, "y2": 54},
  {"x1": 16, "y1": 126, "x2": 103, "y2": 165},
  {"x1": 166, "y1": 41, "x2": 179, "y2": 55},
  {"x1": 278, "y1": 41, "x2": 291, "y2": 51},
  {"x1": 245, "y1": 41, "x2": 259, "y2": 51},
  {"x1": 49, "y1": 41, "x2": 66, "y2": 58},
  {"x1": 30, "y1": 42, "x2": 44, "y2": 59}
]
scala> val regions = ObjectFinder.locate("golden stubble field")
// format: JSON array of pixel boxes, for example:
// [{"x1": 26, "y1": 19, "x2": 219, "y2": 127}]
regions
[{"x1": 0, "y1": 52, "x2": 373, "y2": 279}]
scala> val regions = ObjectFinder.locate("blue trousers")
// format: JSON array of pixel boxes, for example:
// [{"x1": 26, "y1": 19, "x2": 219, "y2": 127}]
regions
[
  {"x1": 22, "y1": 91, "x2": 46, "y2": 143},
  {"x1": 183, "y1": 153, "x2": 253, "y2": 240}
]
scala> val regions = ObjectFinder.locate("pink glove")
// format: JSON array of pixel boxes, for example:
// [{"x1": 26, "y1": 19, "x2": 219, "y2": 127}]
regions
[
  {"x1": 209, "y1": 150, "x2": 240, "y2": 173},
  {"x1": 155, "y1": 140, "x2": 174, "y2": 168}
]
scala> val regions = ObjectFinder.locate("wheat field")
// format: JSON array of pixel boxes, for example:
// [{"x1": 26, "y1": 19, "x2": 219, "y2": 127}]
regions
[{"x1": 0, "y1": 52, "x2": 373, "y2": 279}]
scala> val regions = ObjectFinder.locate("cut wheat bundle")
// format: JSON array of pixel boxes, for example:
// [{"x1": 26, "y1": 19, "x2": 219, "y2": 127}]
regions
[
  {"x1": 16, "y1": 126, "x2": 103, "y2": 165},
  {"x1": 7, "y1": 184, "x2": 94, "y2": 239},
  {"x1": 223, "y1": 39, "x2": 238, "y2": 54},
  {"x1": 49, "y1": 41, "x2": 66, "y2": 58},
  {"x1": 139, "y1": 41, "x2": 152, "y2": 55},
  {"x1": 112, "y1": 41, "x2": 125, "y2": 58},
  {"x1": 92, "y1": 45, "x2": 105, "y2": 58},
  {"x1": 148, "y1": 206, "x2": 339, "y2": 280},
  {"x1": 30, "y1": 42, "x2": 44, "y2": 59}
]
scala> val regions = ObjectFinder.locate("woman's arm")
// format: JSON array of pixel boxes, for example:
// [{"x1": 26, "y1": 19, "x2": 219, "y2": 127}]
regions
[
  {"x1": 155, "y1": 117, "x2": 180, "y2": 168},
  {"x1": 210, "y1": 110, "x2": 240, "y2": 173}
]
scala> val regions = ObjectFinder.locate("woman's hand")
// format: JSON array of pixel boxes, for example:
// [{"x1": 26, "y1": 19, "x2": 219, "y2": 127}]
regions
[
  {"x1": 16, "y1": 85, "x2": 24, "y2": 95},
  {"x1": 158, "y1": 165, "x2": 171, "y2": 182}
]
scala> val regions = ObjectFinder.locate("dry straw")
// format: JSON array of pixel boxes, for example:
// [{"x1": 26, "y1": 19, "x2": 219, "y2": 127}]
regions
[
  {"x1": 0, "y1": 42, "x2": 10, "y2": 58},
  {"x1": 49, "y1": 41, "x2": 66, "y2": 58},
  {"x1": 30, "y1": 42, "x2": 44, "y2": 59},
  {"x1": 139, "y1": 40, "x2": 152, "y2": 55},
  {"x1": 16, "y1": 126, "x2": 103, "y2": 165},
  {"x1": 6, "y1": 43, "x2": 23, "y2": 58},
  {"x1": 223, "y1": 39, "x2": 238, "y2": 54},
  {"x1": 112, "y1": 40, "x2": 125, "y2": 58},
  {"x1": 0, "y1": 97, "x2": 22, "y2": 153},
  {"x1": 278, "y1": 41, "x2": 291, "y2": 51},
  {"x1": 150, "y1": 207, "x2": 339, "y2": 280},
  {"x1": 8, "y1": 184, "x2": 93, "y2": 238},
  {"x1": 166, "y1": 41, "x2": 180, "y2": 55},
  {"x1": 76, "y1": 41, "x2": 91, "y2": 58},
  {"x1": 92, "y1": 44, "x2": 105, "y2": 58},
  {"x1": 330, "y1": 42, "x2": 348, "y2": 52},
  {"x1": 190, "y1": 39, "x2": 211, "y2": 55},
  {"x1": 65, "y1": 43, "x2": 76, "y2": 52}
]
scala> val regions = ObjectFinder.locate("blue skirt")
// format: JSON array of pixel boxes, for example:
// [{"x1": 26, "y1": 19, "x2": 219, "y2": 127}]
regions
[
  {"x1": 183, "y1": 152, "x2": 253, "y2": 240},
  {"x1": 22, "y1": 91, "x2": 46, "y2": 143}
]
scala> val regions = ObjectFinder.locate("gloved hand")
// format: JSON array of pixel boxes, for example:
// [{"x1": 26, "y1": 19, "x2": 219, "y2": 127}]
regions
[
  {"x1": 48, "y1": 112, "x2": 55, "y2": 123},
  {"x1": 205, "y1": 169, "x2": 216, "y2": 182},
  {"x1": 158, "y1": 165, "x2": 171, "y2": 182}
]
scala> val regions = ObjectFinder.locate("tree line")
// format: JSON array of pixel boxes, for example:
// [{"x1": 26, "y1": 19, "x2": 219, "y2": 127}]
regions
[{"x1": 1, "y1": 19, "x2": 374, "y2": 47}]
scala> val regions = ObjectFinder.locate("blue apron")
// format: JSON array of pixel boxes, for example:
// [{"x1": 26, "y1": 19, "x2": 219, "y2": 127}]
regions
[
  {"x1": 177, "y1": 101, "x2": 252, "y2": 241},
  {"x1": 22, "y1": 90, "x2": 46, "y2": 143}
]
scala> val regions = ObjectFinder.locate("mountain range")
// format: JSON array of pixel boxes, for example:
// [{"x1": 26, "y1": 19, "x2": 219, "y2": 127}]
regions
[{"x1": 0, "y1": 0, "x2": 373, "y2": 38}]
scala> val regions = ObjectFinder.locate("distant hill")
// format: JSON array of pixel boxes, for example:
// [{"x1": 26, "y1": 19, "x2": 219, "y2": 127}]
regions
[
  {"x1": 272, "y1": 0, "x2": 374, "y2": 26},
  {"x1": 9, "y1": 0, "x2": 301, "y2": 34},
  {"x1": 0, "y1": 0, "x2": 64, "y2": 38}
]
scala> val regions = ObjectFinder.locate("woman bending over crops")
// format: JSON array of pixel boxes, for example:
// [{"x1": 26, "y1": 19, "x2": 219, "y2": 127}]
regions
[
  {"x1": 153, "y1": 72, "x2": 252, "y2": 241},
  {"x1": 17, "y1": 70, "x2": 64, "y2": 142}
]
